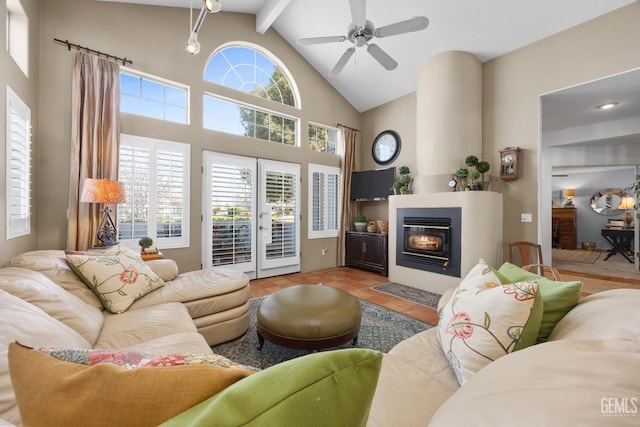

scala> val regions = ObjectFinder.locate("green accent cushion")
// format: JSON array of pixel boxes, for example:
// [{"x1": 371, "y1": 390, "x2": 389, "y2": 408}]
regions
[
  {"x1": 497, "y1": 262, "x2": 583, "y2": 343},
  {"x1": 161, "y1": 348, "x2": 383, "y2": 427}
]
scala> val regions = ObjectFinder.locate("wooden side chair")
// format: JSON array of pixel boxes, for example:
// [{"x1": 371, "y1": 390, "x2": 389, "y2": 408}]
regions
[{"x1": 509, "y1": 241, "x2": 562, "y2": 281}]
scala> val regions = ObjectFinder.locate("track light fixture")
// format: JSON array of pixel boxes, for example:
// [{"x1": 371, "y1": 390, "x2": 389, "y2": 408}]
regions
[{"x1": 185, "y1": 0, "x2": 222, "y2": 55}]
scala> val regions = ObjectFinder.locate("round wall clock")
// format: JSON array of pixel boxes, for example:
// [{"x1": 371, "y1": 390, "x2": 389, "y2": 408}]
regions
[{"x1": 372, "y1": 130, "x2": 401, "y2": 165}]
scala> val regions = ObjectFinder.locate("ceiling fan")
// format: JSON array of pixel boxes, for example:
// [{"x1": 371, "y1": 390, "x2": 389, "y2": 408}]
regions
[{"x1": 298, "y1": 0, "x2": 429, "y2": 77}]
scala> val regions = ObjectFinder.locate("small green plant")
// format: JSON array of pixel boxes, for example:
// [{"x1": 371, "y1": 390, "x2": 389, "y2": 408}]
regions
[
  {"x1": 394, "y1": 166, "x2": 413, "y2": 194},
  {"x1": 455, "y1": 155, "x2": 490, "y2": 190},
  {"x1": 465, "y1": 155, "x2": 479, "y2": 168},
  {"x1": 354, "y1": 214, "x2": 367, "y2": 223},
  {"x1": 138, "y1": 236, "x2": 153, "y2": 248}
]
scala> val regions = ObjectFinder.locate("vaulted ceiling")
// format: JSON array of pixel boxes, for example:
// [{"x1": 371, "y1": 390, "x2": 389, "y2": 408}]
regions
[{"x1": 101, "y1": 0, "x2": 637, "y2": 116}]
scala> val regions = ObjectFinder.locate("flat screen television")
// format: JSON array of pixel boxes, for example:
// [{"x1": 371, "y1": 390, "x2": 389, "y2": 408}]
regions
[{"x1": 350, "y1": 167, "x2": 396, "y2": 201}]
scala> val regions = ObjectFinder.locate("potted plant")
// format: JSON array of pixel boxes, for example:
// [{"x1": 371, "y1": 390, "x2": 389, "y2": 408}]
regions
[
  {"x1": 138, "y1": 236, "x2": 153, "y2": 253},
  {"x1": 393, "y1": 166, "x2": 413, "y2": 194},
  {"x1": 455, "y1": 167, "x2": 469, "y2": 189},
  {"x1": 354, "y1": 214, "x2": 367, "y2": 232},
  {"x1": 476, "y1": 160, "x2": 491, "y2": 190}
]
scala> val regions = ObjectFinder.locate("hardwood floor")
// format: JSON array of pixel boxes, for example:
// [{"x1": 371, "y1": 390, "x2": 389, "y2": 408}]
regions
[{"x1": 250, "y1": 267, "x2": 441, "y2": 326}]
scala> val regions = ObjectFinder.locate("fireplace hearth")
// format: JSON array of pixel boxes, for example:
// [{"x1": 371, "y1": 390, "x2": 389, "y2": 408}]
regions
[{"x1": 396, "y1": 207, "x2": 461, "y2": 278}]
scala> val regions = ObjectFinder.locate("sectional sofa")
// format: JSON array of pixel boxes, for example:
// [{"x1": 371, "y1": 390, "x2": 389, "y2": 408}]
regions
[{"x1": 1, "y1": 250, "x2": 639, "y2": 426}]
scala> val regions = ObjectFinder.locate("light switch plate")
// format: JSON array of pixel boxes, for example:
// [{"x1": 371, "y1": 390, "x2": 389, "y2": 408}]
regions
[{"x1": 521, "y1": 213, "x2": 532, "y2": 223}]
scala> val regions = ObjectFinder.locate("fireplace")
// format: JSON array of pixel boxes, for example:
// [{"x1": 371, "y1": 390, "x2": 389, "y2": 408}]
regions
[{"x1": 396, "y1": 207, "x2": 461, "y2": 278}]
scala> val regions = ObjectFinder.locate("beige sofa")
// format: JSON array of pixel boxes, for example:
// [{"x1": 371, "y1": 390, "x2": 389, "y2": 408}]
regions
[
  {"x1": 368, "y1": 287, "x2": 640, "y2": 426},
  {"x1": 0, "y1": 249, "x2": 251, "y2": 425}
]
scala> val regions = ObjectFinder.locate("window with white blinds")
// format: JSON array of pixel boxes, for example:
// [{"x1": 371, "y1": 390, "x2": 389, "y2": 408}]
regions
[
  {"x1": 308, "y1": 164, "x2": 340, "y2": 239},
  {"x1": 5, "y1": 86, "x2": 31, "y2": 239},
  {"x1": 117, "y1": 134, "x2": 190, "y2": 248},
  {"x1": 264, "y1": 169, "x2": 299, "y2": 259}
]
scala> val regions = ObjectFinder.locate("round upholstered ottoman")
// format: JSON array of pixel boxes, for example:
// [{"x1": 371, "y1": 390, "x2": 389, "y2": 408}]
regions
[{"x1": 256, "y1": 285, "x2": 362, "y2": 351}]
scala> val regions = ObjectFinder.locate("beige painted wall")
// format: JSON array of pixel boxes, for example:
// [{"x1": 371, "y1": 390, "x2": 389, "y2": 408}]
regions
[
  {"x1": 0, "y1": 0, "x2": 39, "y2": 265},
  {"x1": 358, "y1": 92, "x2": 417, "y2": 224},
  {"x1": 37, "y1": 0, "x2": 360, "y2": 272},
  {"x1": 483, "y1": 2, "x2": 640, "y2": 262}
]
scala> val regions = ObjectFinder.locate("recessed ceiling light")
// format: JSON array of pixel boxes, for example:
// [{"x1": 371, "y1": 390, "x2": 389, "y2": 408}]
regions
[{"x1": 596, "y1": 102, "x2": 619, "y2": 110}]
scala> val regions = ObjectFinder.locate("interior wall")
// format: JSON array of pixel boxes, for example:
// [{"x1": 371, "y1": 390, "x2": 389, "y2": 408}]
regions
[
  {"x1": 358, "y1": 92, "x2": 417, "y2": 227},
  {"x1": 0, "y1": 0, "x2": 39, "y2": 265},
  {"x1": 38, "y1": 0, "x2": 360, "y2": 272},
  {"x1": 482, "y1": 2, "x2": 640, "y2": 263}
]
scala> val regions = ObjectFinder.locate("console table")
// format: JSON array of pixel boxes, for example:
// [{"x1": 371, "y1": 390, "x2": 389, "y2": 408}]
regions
[{"x1": 601, "y1": 229, "x2": 634, "y2": 263}]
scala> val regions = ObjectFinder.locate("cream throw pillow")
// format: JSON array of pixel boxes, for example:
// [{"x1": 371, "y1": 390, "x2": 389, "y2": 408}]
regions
[
  {"x1": 66, "y1": 250, "x2": 165, "y2": 314},
  {"x1": 438, "y1": 259, "x2": 540, "y2": 385}
]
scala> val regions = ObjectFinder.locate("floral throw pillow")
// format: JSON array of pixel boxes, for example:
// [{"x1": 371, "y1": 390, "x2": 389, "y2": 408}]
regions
[
  {"x1": 66, "y1": 251, "x2": 165, "y2": 314},
  {"x1": 438, "y1": 277, "x2": 539, "y2": 385}
]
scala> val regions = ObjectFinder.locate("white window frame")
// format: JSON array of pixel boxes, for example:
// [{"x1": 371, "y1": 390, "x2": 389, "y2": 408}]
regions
[
  {"x1": 308, "y1": 164, "x2": 341, "y2": 239},
  {"x1": 308, "y1": 122, "x2": 340, "y2": 154},
  {"x1": 120, "y1": 68, "x2": 190, "y2": 124},
  {"x1": 203, "y1": 93, "x2": 299, "y2": 146},
  {"x1": 117, "y1": 134, "x2": 190, "y2": 249},
  {"x1": 6, "y1": 0, "x2": 29, "y2": 77},
  {"x1": 5, "y1": 85, "x2": 31, "y2": 239}
]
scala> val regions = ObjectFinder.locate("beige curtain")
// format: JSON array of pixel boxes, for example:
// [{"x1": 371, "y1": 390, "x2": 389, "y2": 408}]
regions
[
  {"x1": 67, "y1": 52, "x2": 121, "y2": 251},
  {"x1": 337, "y1": 126, "x2": 358, "y2": 266}
]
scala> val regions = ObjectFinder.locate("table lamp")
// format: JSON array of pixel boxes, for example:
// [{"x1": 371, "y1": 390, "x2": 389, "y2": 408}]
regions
[
  {"x1": 618, "y1": 194, "x2": 636, "y2": 229},
  {"x1": 562, "y1": 188, "x2": 576, "y2": 207},
  {"x1": 80, "y1": 178, "x2": 126, "y2": 247}
]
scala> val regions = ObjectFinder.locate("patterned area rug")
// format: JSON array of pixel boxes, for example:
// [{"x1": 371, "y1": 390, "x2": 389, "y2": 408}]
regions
[
  {"x1": 211, "y1": 298, "x2": 431, "y2": 369},
  {"x1": 372, "y1": 282, "x2": 442, "y2": 309}
]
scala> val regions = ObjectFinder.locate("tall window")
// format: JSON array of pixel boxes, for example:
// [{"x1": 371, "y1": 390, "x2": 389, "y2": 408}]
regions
[
  {"x1": 308, "y1": 164, "x2": 340, "y2": 239},
  {"x1": 120, "y1": 70, "x2": 188, "y2": 124},
  {"x1": 117, "y1": 134, "x2": 190, "y2": 248},
  {"x1": 203, "y1": 94, "x2": 297, "y2": 146},
  {"x1": 205, "y1": 45, "x2": 298, "y2": 107},
  {"x1": 6, "y1": 0, "x2": 28, "y2": 77},
  {"x1": 5, "y1": 86, "x2": 31, "y2": 239},
  {"x1": 308, "y1": 123, "x2": 338, "y2": 153}
]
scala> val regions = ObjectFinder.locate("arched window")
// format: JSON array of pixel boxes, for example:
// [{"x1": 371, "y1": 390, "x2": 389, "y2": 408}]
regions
[{"x1": 204, "y1": 44, "x2": 299, "y2": 108}]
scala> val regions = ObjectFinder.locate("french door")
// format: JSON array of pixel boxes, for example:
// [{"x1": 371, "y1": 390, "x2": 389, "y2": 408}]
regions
[{"x1": 202, "y1": 152, "x2": 300, "y2": 279}]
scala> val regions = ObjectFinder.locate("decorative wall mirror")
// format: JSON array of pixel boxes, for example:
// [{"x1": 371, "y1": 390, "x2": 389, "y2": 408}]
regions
[{"x1": 589, "y1": 188, "x2": 625, "y2": 216}]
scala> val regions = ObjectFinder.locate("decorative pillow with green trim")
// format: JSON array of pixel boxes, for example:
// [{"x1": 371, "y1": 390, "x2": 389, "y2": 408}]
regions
[
  {"x1": 496, "y1": 262, "x2": 582, "y2": 343},
  {"x1": 161, "y1": 348, "x2": 383, "y2": 427},
  {"x1": 437, "y1": 259, "x2": 542, "y2": 385},
  {"x1": 66, "y1": 250, "x2": 165, "y2": 314}
]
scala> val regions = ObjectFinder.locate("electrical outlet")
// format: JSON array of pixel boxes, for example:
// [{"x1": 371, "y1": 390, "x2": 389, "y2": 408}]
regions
[{"x1": 521, "y1": 213, "x2": 532, "y2": 223}]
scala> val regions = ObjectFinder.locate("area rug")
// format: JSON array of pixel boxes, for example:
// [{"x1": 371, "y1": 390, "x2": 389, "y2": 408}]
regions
[
  {"x1": 211, "y1": 298, "x2": 431, "y2": 369},
  {"x1": 552, "y1": 248, "x2": 601, "y2": 264},
  {"x1": 372, "y1": 282, "x2": 441, "y2": 309}
]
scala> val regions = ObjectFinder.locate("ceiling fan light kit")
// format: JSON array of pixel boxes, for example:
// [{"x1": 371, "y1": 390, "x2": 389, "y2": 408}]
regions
[
  {"x1": 298, "y1": 0, "x2": 429, "y2": 76},
  {"x1": 185, "y1": 0, "x2": 222, "y2": 55}
]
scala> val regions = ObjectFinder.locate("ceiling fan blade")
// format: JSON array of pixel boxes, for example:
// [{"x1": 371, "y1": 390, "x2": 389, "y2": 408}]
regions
[
  {"x1": 349, "y1": 0, "x2": 366, "y2": 28},
  {"x1": 367, "y1": 44, "x2": 397, "y2": 71},
  {"x1": 298, "y1": 35, "x2": 347, "y2": 46},
  {"x1": 374, "y1": 16, "x2": 429, "y2": 38},
  {"x1": 329, "y1": 47, "x2": 356, "y2": 77}
]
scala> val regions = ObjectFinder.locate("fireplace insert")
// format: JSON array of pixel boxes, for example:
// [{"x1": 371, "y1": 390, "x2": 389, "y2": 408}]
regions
[{"x1": 397, "y1": 207, "x2": 461, "y2": 277}]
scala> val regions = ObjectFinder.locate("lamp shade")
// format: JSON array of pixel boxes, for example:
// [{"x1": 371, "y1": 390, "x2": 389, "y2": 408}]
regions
[
  {"x1": 80, "y1": 179, "x2": 126, "y2": 204},
  {"x1": 618, "y1": 194, "x2": 636, "y2": 210},
  {"x1": 562, "y1": 188, "x2": 576, "y2": 198}
]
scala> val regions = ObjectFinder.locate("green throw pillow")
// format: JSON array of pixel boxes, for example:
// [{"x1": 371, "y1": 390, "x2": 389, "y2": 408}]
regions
[
  {"x1": 161, "y1": 348, "x2": 383, "y2": 427},
  {"x1": 497, "y1": 262, "x2": 583, "y2": 343}
]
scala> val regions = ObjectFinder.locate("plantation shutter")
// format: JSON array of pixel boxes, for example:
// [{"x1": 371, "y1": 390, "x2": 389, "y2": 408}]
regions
[
  {"x1": 264, "y1": 170, "x2": 298, "y2": 260},
  {"x1": 118, "y1": 134, "x2": 189, "y2": 248},
  {"x1": 308, "y1": 164, "x2": 341, "y2": 238},
  {"x1": 6, "y1": 87, "x2": 31, "y2": 239},
  {"x1": 208, "y1": 154, "x2": 256, "y2": 268}
]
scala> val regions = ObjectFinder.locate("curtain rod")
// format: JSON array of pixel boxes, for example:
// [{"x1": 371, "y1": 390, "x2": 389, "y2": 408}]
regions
[
  {"x1": 337, "y1": 123, "x2": 360, "y2": 132},
  {"x1": 53, "y1": 38, "x2": 133, "y2": 66}
]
